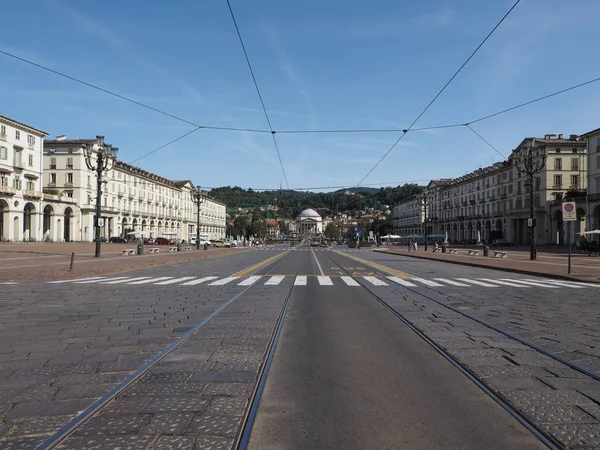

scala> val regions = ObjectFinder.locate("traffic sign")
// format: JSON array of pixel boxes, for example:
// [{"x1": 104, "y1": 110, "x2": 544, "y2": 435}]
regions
[
  {"x1": 356, "y1": 232, "x2": 360, "y2": 237},
  {"x1": 562, "y1": 202, "x2": 576, "y2": 222},
  {"x1": 97, "y1": 218, "x2": 104, "y2": 227}
]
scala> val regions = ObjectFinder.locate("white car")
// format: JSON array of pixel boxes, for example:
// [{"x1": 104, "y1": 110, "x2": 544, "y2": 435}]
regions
[{"x1": 190, "y1": 237, "x2": 212, "y2": 246}]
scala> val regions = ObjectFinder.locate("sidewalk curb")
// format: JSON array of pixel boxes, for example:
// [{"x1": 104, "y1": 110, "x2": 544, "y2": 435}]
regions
[{"x1": 373, "y1": 249, "x2": 600, "y2": 284}]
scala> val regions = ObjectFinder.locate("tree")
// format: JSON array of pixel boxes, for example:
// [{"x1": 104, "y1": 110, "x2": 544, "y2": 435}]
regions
[{"x1": 324, "y1": 223, "x2": 340, "y2": 240}]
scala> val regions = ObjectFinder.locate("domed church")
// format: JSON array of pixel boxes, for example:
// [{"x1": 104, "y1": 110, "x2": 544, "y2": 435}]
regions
[{"x1": 295, "y1": 208, "x2": 322, "y2": 235}]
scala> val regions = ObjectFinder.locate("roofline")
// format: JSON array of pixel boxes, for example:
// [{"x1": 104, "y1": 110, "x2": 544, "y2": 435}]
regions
[
  {"x1": 0, "y1": 115, "x2": 49, "y2": 137},
  {"x1": 580, "y1": 127, "x2": 600, "y2": 138}
]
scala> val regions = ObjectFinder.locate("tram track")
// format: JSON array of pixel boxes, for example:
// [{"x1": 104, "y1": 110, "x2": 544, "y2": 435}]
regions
[
  {"x1": 321, "y1": 250, "x2": 564, "y2": 450},
  {"x1": 36, "y1": 250, "x2": 296, "y2": 450}
]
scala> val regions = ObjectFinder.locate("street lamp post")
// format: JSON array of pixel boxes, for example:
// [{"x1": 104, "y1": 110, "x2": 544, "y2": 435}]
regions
[
  {"x1": 515, "y1": 146, "x2": 546, "y2": 260},
  {"x1": 418, "y1": 191, "x2": 429, "y2": 251},
  {"x1": 193, "y1": 186, "x2": 205, "y2": 250},
  {"x1": 83, "y1": 136, "x2": 116, "y2": 258}
]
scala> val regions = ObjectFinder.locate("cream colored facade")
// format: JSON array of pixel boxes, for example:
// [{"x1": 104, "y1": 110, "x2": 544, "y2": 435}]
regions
[
  {"x1": 392, "y1": 197, "x2": 424, "y2": 236},
  {"x1": 0, "y1": 115, "x2": 48, "y2": 241},
  {"x1": 582, "y1": 127, "x2": 600, "y2": 232},
  {"x1": 42, "y1": 136, "x2": 226, "y2": 242}
]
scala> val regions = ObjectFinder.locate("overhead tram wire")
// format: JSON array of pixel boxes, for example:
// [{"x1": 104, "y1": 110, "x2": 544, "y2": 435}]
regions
[
  {"x1": 128, "y1": 127, "x2": 202, "y2": 165},
  {"x1": 0, "y1": 48, "x2": 271, "y2": 134},
  {"x1": 356, "y1": 0, "x2": 522, "y2": 186},
  {"x1": 225, "y1": 0, "x2": 290, "y2": 189},
  {"x1": 466, "y1": 125, "x2": 506, "y2": 159}
]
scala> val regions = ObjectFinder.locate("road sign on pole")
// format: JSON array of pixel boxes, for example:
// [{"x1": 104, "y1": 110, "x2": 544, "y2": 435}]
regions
[{"x1": 562, "y1": 202, "x2": 576, "y2": 221}]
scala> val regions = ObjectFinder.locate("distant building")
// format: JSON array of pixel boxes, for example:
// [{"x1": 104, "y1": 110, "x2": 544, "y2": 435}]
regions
[
  {"x1": 295, "y1": 208, "x2": 322, "y2": 235},
  {"x1": 581, "y1": 127, "x2": 600, "y2": 231}
]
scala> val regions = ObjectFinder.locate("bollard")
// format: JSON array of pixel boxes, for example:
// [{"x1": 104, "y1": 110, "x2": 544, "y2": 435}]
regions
[{"x1": 69, "y1": 252, "x2": 75, "y2": 271}]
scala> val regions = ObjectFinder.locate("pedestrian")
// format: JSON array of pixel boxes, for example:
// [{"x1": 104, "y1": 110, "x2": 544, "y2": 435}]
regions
[
  {"x1": 413, "y1": 241, "x2": 418, "y2": 252},
  {"x1": 408, "y1": 240, "x2": 412, "y2": 252}
]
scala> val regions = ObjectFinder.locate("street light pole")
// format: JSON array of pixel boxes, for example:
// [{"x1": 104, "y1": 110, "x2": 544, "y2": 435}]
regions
[
  {"x1": 193, "y1": 186, "x2": 205, "y2": 250},
  {"x1": 420, "y1": 191, "x2": 429, "y2": 251},
  {"x1": 83, "y1": 136, "x2": 115, "y2": 258},
  {"x1": 515, "y1": 145, "x2": 546, "y2": 261}
]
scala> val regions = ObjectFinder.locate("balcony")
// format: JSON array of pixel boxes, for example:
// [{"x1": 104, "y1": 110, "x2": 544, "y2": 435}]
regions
[
  {"x1": 28, "y1": 143, "x2": 34, "y2": 150},
  {"x1": 66, "y1": 165, "x2": 73, "y2": 169},
  {"x1": 24, "y1": 190, "x2": 43, "y2": 199},
  {"x1": 65, "y1": 182, "x2": 73, "y2": 187},
  {"x1": 0, "y1": 186, "x2": 17, "y2": 195},
  {"x1": 117, "y1": 190, "x2": 124, "y2": 197},
  {"x1": 128, "y1": 194, "x2": 134, "y2": 200},
  {"x1": 553, "y1": 184, "x2": 562, "y2": 189},
  {"x1": 49, "y1": 165, "x2": 56, "y2": 169},
  {"x1": 0, "y1": 133, "x2": 6, "y2": 141},
  {"x1": 13, "y1": 160, "x2": 25, "y2": 170},
  {"x1": 48, "y1": 182, "x2": 56, "y2": 188}
]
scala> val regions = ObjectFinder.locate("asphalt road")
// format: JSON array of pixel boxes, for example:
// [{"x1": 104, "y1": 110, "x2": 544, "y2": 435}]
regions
[
  {"x1": 246, "y1": 247, "x2": 545, "y2": 450},
  {"x1": 1, "y1": 244, "x2": 599, "y2": 448}
]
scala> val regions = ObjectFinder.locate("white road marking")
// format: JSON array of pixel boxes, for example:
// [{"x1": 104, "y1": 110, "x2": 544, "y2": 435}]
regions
[
  {"x1": 478, "y1": 278, "x2": 530, "y2": 288},
  {"x1": 317, "y1": 276, "x2": 333, "y2": 286},
  {"x1": 363, "y1": 276, "x2": 388, "y2": 286},
  {"x1": 456, "y1": 278, "x2": 500, "y2": 287},
  {"x1": 155, "y1": 277, "x2": 196, "y2": 285},
  {"x1": 128, "y1": 277, "x2": 173, "y2": 285},
  {"x1": 433, "y1": 278, "x2": 470, "y2": 287},
  {"x1": 75, "y1": 276, "x2": 129, "y2": 284},
  {"x1": 500, "y1": 279, "x2": 559, "y2": 288},
  {"x1": 294, "y1": 276, "x2": 307, "y2": 286},
  {"x1": 411, "y1": 278, "x2": 444, "y2": 287},
  {"x1": 341, "y1": 276, "x2": 360, "y2": 286},
  {"x1": 209, "y1": 277, "x2": 239, "y2": 286},
  {"x1": 181, "y1": 276, "x2": 218, "y2": 286},
  {"x1": 265, "y1": 275, "x2": 285, "y2": 286},
  {"x1": 386, "y1": 277, "x2": 418, "y2": 287},
  {"x1": 311, "y1": 249, "x2": 325, "y2": 276},
  {"x1": 47, "y1": 276, "x2": 105, "y2": 284},
  {"x1": 526, "y1": 279, "x2": 592, "y2": 288},
  {"x1": 238, "y1": 276, "x2": 262, "y2": 286},
  {"x1": 103, "y1": 277, "x2": 151, "y2": 284}
]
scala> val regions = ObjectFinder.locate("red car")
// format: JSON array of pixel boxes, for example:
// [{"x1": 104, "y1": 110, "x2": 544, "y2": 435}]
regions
[{"x1": 154, "y1": 237, "x2": 174, "y2": 245}]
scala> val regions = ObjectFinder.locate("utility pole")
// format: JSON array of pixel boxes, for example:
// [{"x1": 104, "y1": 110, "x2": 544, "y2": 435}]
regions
[
  {"x1": 83, "y1": 136, "x2": 115, "y2": 258},
  {"x1": 193, "y1": 186, "x2": 205, "y2": 250},
  {"x1": 515, "y1": 145, "x2": 546, "y2": 260}
]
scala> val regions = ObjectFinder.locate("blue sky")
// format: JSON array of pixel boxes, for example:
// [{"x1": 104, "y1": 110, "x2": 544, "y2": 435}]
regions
[{"x1": 2, "y1": 0, "x2": 600, "y2": 191}]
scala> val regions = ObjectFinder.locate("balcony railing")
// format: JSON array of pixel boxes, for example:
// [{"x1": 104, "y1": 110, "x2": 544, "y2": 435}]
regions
[
  {"x1": 65, "y1": 182, "x2": 73, "y2": 187},
  {"x1": 48, "y1": 182, "x2": 56, "y2": 187},
  {"x1": 0, "y1": 133, "x2": 6, "y2": 141},
  {"x1": 24, "y1": 190, "x2": 43, "y2": 199},
  {"x1": 13, "y1": 160, "x2": 25, "y2": 169},
  {"x1": 0, "y1": 186, "x2": 17, "y2": 195},
  {"x1": 49, "y1": 165, "x2": 56, "y2": 169}
]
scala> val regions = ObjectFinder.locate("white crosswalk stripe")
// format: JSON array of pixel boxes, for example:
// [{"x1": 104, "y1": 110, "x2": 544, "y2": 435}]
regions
[
  {"x1": 238, "y1": 276, "x2": 262, "y2": 286},
  {"x1": 265, "y1": 275, "x2": 285, "y2": 286},
  {"x1": 294, "y1": 276, "x2": 307, "y2": 286},
  {"x1": 499, "y1": 279, "x2": 559, "y2": 288},
  {"x1": 456, "y1": 278, "x2": 500, "y2": 287},
  {"x1": 155, "y1": 277, "x2": 196, "y2": 285},
  {"x1": 181, "y1": 276, "x2": 218, "y2": 286},
  {"x1": 128, "y1": 276, "x2": 172, "y2": 285},
  {"x1": 411, "y1": 278, "x2": 444, "y2": 287},
  {"x1": 209, "y1": 277, "x2": 239, "y2": 286},
  {"x1": 341, "y1": 276, "x2": 360, "y2": 286},
  {"x1": 75, "y1": 276, "x2": 128, "y2": 284},
  {"x1": 478, "y1": 278, "x2": 530, "y2": 288},
  {"x1": 387, "y1": 277, "x2": 418, "y2": 287},
  {"x1": 103, "y1": 277, "x2": 151, "y2": 284},
  {"x1": 48, "y1": 276, "x2": 105, "y2": 284},
  {"x1": 525, "y1": 279, "x2": 590, "y2": 288},
  {"x1": 317, "y1": 276, "x2": 333, "y2": 286},
  {"x1": 363, "y1": 276, "x2": 388, "y2": 286},
  {"x1": 433, "y1": 278, "x2": 470, "y2": 287}
]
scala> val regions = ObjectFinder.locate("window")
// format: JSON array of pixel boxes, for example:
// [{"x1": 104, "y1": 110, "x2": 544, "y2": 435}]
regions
[
  {"x1": 65, "y1": 191, "x2": 73, "y2": 198},
  {"x1": 28, "y1": 154, "x2": 34, "y2": 166},
  {"x1": 66, "y1": 173, "x2": 73, "y2": 185},
  {"x1": 556, "y1": 148, "x2": 561, "y2": 153},
  {"x1": 0, "y1": 125, "x2": 6, "y2": 138},
  {"x1": 50, "y1": 157, "x2": 56, "y2": 169},
  {"x1": 571, "y1": 175, "x2": 579, "y2": 188},
  {"x1": 571, "y1": 157, "x2": 578, "y2": 171},
  {"x1": 0, "y1": 146, "x2": 7, "y2": 160},
  {"x1": 0, "y1": 174, "x2": 7, "y2": 186},
  {"x1": 67, "y1": 157, "x2": 73, "y2": 169},
  {"x1": 535, "y1": 177, "x2": 540, "y2": 190},
  {"x1": 27, "y1": 135, "x2": 35, "y2": 146},
  {"x1": 554, "y1": 174, "x2": 562, "y2": 187},
  {"x1": 26, "y1": 180, "x2": 35, "y2": 191},
  {"x1": 597, "y1": 155, "x2": 600, "y2": 169},
  {"x1": 534, "y1": 195, "x2": 540, "y2": 207},
  {"x1": 554, "y1": 158, "x2": 562, "y2": 170},
  {"x1": 572, "y1": 148, "x2": 578, "y2": 154},
  {"x1": 15, "y1": 130, "x2": 20, "y2": 140},
  {"x1": 13, "y1": 175, "x2": 21, "y2": 190},
  {"x1": 50, "y1": 173, "x2": 56, "y2": 184}
]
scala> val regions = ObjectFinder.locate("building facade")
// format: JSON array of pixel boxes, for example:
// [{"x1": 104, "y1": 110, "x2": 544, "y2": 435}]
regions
[
  {"x1": 392, "y1": 197, "x2": 424, "y2": 236},
  {"x1": 0, "y1": 115, "x2": 48, "y2": 241},
  {"x1": 582, "y1": 128, "x2": 600, "y2": 233},
  {"x1": 295, "y1": 208, "x2": 322, "y2": 235},
  {"x1": 42, "y1": 135, "x2": 226, "y2": 242}
]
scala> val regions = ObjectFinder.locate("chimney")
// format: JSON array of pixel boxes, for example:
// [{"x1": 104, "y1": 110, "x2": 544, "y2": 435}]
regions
[
  {"x1": 569, "y1": 134, "x2": 579, "y2": 141},
  {"x1": 558, "y1": 133, "x2": 564, "y2": 139},
  {"x1": 544, "y1": 134, "x2": 551, "y2": 139},
  {"x1": 549, "y1": 134, "x2": 557, "y2": 140},
  {"x1": 56, "y1": 135, "x2": 66, "y2": 141}
]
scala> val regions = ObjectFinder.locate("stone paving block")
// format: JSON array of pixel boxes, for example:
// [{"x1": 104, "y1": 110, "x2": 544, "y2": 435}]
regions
[
  {"x1": 543, "y1": 367, "x2": 590, "y2": 379},
  {"x1": 0, "y1": 421, "x2": 16, "y2": 437},
  {"x1": 162, "y1": 353, "x2": 211, "y2": 363},
  {"x1": 72, "y1": 414, "x2": 152, "y2": 436},
  {"x1": 0, "y1": 386, "x2": 59, "y2": 404},
  {"x1": 500, "y1": 389, "x2": 596, "y2": 406},
  {"x1": 54, "y1": 383, "x2": 117, "y2": 400},
  {"x1": 185, "y1": 414, "x2": 240, "y2": 438},
  {"x1": 203, "y1": 383, "x2": 253, "y2": 398},
  {"x1": 205, "y1": 396, "x2": 248, "y2": 417},
  {"x1": 151, "y1": 362, "x2": 216, "y2": 374},
  {"x1": 141, "y1": 412, "x2": 194, "y2": 434},
  {"x1": 475, "y1": 365, "x2": 549, "y2": 378},
  {"x1": 460, "y1": 356, "x2": 514, "y2": 368},
  {"x1": 140, "y1": 396, "x2": 210, "y2": 414},
  {"x1": 482, "y1": 376, "x2": 549, "y2": 390},
  {"x1": 580, "y1": 405, "x2": 600, "y2": 421},
  {"x1": 539, "y1": 377, "x2": 600, "y2": 391},
  {"x1": 0, "y1": 436, "x2": 46, "y2": 449},
  {"x1": 140, "y1": 372, "x2": 193, "y2": 384},
  {"x1": 54, "y1": 373, "x2": 130, "y2": 385},
  {"x1": 7, "y1": 399, "x2": 94, "y2": 420},
  {"x1": 150, "y1": 435, "x2": 196, "y2": 450},
  {"x1": 123, "y1": 383, "x2": 207, "y2": 398},
  {"x1": 193, "y1": 435, "x2": 234, "y2": 450},
  {"x1": 519, "y1": 405, "x2": 598, "y2": 424},
  {"x1": 101, "y1": 396, "x2": 152, "y2": 416},
  {"x1": 447, "y1": 348, "x2": 509, "y2": 358},
  {"x1": 543, "y1": 423, "x2": 600, "y2": 447},
  {"x1": 97, "y1": 361, "x2": 147, "y2": 373},
  {"x1": 57, "y1": 434, "x2": 155, "y2": 449},
  {"x1": 9, "y1": 414, "x2": 75, "y2": 436},
  {"x1": 190, "y1": 371, "x2": 256, "y2": 384}
]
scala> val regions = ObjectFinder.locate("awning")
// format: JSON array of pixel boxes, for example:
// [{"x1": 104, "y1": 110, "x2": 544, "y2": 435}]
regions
[
  {"x1": 0, "y1": 168, "x2": 12, "y2": 174},
  {"x1": 24, "y1": 174, "x2": 39, "y2": 179}
]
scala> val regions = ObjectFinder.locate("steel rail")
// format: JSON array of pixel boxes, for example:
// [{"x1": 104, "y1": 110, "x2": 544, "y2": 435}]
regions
[
  {"x1": 37, "y1": 249, "x2": 296, "y2": 450},
  {"x1": 321, "y1": 251, "x2": 562, "y2": 450}
]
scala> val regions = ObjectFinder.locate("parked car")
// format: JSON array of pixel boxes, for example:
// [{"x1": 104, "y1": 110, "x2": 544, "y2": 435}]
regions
[
  {"x1": 190, "y1": 237, "x2": 212, "y2": 246},
  {"x1": 213, "y1": 240, "x2": 231, "y2": 248},
  {"x1": 109, "y1": 236, "x2": 126, "y2": 243},
  {"x1": 154, "y1": 237, "x2": 175, "y2": 245},
  {"x1": 223, "y1": 238, "x2": 237, "y2": 247},
  {"x1": 93, "y1": 236, "x2": 108, "y2": 242},
  {"x1": 491, "y1": 239, "x2": 514, "y2": 247}
]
